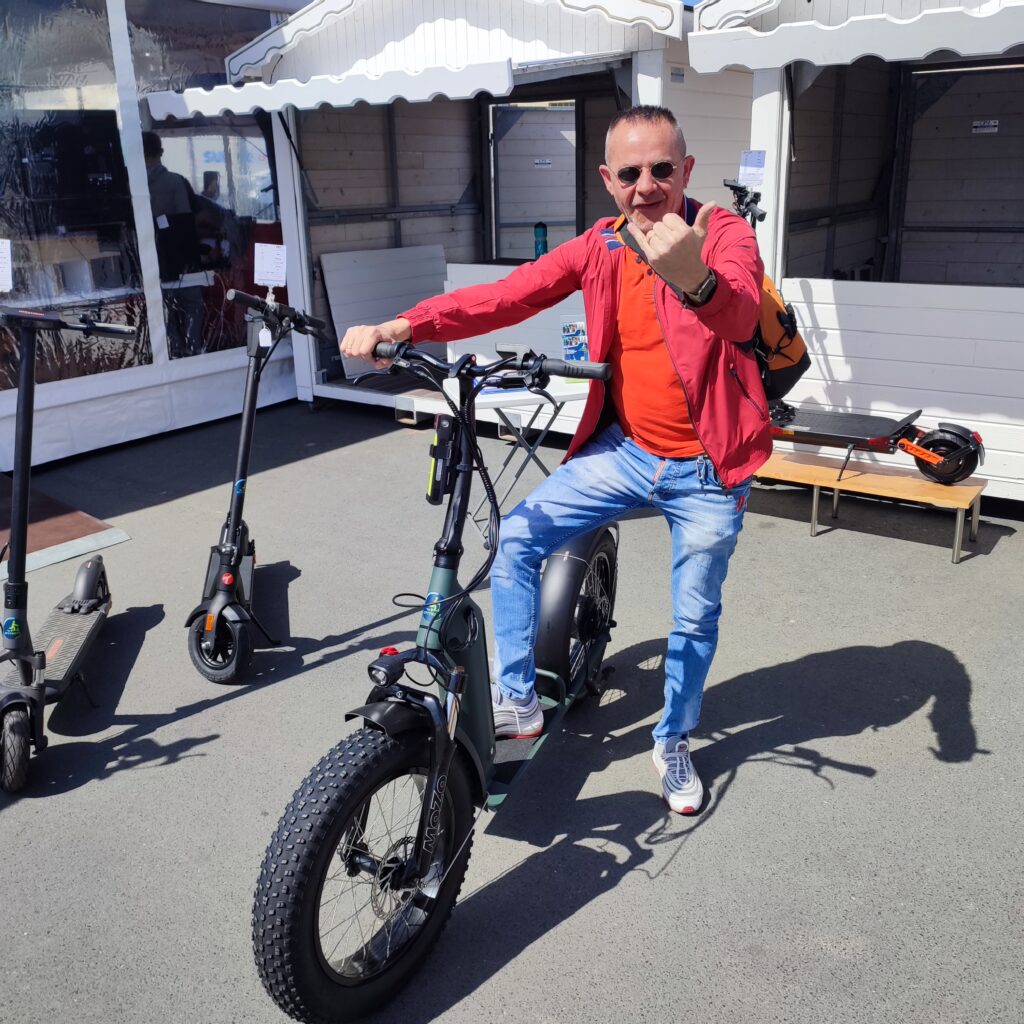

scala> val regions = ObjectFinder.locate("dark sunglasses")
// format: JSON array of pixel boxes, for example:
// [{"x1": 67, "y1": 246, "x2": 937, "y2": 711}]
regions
[{"x1": 615, "y1": 161, "x2": 676, "y2": 186}]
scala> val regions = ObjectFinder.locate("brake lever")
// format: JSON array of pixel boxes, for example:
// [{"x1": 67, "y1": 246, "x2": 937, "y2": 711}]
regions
[{"x1": 349, "y1": 364, "x2": 401, "y2": 386}]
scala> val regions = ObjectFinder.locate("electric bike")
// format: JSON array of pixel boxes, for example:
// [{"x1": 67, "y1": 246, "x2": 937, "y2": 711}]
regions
[
  {"x1": 252, "y1": 343, "x2": 618, "y2": 1023},
  {"x1": 724, "y1": 179, "x2": 985, "y2": 485},
  {"x1": 185, "y1": 289, "x2": 328, "y2": 683},
  {"x1": 0, "y1": 307, "x2": 136, "y2": 793}
]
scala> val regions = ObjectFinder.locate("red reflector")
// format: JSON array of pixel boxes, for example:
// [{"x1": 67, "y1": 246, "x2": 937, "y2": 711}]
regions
[
  {"x1": 221, "y1": 572, "x2": 235, "y2": 586},
  {"x1": 379, "y1": 647, "x2": 400, "y2": 656},
  {"x1": 972, "y1": 432, "x2": 983, "y2": 444}
]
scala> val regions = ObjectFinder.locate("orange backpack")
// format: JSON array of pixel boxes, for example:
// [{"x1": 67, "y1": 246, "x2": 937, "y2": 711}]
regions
[{"x1": 752, "y1": 275, "x2": 810, "y2": 402}]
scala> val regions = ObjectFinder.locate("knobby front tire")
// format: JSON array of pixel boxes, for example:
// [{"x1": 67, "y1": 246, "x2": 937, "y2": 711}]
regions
[{"x1": 252, "y1": 727, "x2": 475, "y2": 1024}]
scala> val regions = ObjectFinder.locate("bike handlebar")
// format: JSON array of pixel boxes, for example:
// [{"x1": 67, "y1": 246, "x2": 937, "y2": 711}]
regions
[
  {"x1": 226, "y1": 289, "x2": 328, "y2": 334},
  {"x1": 371, "y1": 341, "x2": 611, "y2": 382}
]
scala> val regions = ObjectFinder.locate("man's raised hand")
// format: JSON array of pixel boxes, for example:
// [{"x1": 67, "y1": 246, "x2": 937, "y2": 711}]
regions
[{"x1": 631, "y1": 202, "x2": 717, "y2": 294}]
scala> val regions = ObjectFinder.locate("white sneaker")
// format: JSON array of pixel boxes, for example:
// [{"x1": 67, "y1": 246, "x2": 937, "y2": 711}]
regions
[
  {"x1": 491, "y1": 683, "x2": 544, "y2": 740},
  {"x1": 653, "y1": 737, "x2": 704, "y2": 814}
]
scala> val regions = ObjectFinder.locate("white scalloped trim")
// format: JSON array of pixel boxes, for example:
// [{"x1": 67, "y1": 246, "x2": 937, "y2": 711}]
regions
[{"x1": 147, "y1": 61, "x2": 515, "y2": 120}]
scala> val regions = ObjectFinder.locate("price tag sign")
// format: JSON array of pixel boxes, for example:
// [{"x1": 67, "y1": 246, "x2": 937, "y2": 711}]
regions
[
  {"x1": 737, "y1": 149, "x2": 766, "y2": 186},
  {"x1": 258, "y1": 327, "x2": 272, "y2": 348},
  {"x1": 0, "y1": 239, "x2": 12, "y2": 293},
  {"x1": 254, "y1": 243, "x2": 287, "y2": 288}
]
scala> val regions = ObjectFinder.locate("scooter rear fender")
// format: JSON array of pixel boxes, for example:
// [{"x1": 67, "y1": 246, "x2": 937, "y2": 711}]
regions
[
  {"x1": 937, "y1": 422, "x2": 986, "y2": 465},
  {"x1": 346, "y1": 699, "x2": 487, "y2": 806}
]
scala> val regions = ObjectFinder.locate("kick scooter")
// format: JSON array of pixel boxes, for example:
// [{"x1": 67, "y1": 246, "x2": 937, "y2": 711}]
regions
[
  {"x1": 0, "y1": 306, "x2": 136, "y2": 793},
  {"x1": 185, "y1": 289, "x2": 328, "y2": 684},
  {"x1": 724, "y1": 179, "x2": 984, "y2": 485},
  {"x1": 252, "y1": 343, "x2": 618, "y2": 1022}
]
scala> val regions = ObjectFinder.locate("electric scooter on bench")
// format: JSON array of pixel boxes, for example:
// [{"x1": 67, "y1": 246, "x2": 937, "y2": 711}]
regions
[
  {"x1": 184, "y1": 289, "x2": 328, "y2": 684},
  {"x1": 724, "y1": 179, "x2": 985, "y2": 485},
  {"x1": 0, "y1": 306, "x2": 136, "y2": 793},
  {"x1": 252, "y1": 343, "x2": 618, "y2": 1023}
]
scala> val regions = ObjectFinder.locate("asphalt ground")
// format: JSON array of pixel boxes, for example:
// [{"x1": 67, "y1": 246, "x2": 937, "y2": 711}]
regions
[{"x1": 1, "y1": 399, "x2": 1021, "y2": 1024}]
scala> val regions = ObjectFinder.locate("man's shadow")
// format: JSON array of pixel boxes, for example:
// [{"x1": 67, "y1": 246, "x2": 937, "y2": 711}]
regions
[
  {"x1": 693, "y1": 639, "x2": 981, "y2": 820},
  {"x1": 372, "y1": 637, "x2": 979, "y2": 1022}
]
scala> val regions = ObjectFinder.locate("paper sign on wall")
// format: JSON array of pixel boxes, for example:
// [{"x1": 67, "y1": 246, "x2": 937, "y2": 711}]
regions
[
  {"x1": 737, "y1": 150, "x2": 766, "y2": 186},
  {"x1": 0, "y1": 239, "x2": 12, "y2": 293},
  {"x1": 972, "y1": 120, "x2": 999, "y2": 134},
  {"x1": 254, "y1": 243, "x2": 287, "y2": 288}
]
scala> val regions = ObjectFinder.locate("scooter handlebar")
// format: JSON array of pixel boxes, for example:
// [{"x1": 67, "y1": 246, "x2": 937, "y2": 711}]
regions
[
  {"x1": 77, "y1": 319, "x2": 137, "y2": 338},
  {"x1": 226, "y1": 290, "x2": 328, "y2": 334}
]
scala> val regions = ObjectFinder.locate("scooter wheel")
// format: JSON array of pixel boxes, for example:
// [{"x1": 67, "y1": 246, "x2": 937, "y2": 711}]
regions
[
  {"x1": 1, "y1": 707, "x2": 31, "y2": 793},
  {"x1": 915, "y1": 430, "x2": 980, "y2": 485},
  {"x1": 252, "y1": 727, "x2": 475, "y2": 1023},
  {"x1": 187, "y1": 617, "x2": 253, "y2": 684}
]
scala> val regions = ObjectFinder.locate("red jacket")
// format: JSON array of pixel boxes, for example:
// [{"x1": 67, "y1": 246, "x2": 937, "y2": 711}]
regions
[{"x1": 399, "y1": 202, "x2": 772, "y2": 489}]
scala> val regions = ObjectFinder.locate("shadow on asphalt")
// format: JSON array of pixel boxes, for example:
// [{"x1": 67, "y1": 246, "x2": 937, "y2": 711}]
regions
[
  {"x1": 30, "y1": 401, "x2": 402, "y2": 520},
  {"x1": 0, "y1": 603, "x2": 282, "y2": 807},
  {"x1": 372, "y1": 636, "x2": 980, "y2": 1022}
]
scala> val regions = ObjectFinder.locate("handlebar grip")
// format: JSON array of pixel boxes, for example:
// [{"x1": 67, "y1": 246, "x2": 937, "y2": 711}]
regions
[
  {"x1": 748, "y1": 203, "x2": 767, "y2": 223},
  {"x1": 86, "y1": 322, "x2": 137, "y2": 338},
  {"x1": 372, "y1": 341, "x2": 404, "y2": 360},
  {"x1": 541, "y1": 357, "x2": 611, "y2": 381},
  {"x1": 226, "y1": 289, "x2": 265, "y2": 313}
]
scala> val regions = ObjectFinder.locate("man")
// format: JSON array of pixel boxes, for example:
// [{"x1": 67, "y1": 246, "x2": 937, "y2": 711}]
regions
[
  {"x1": 142, "y1": 130, "x2": 203, "y2": 357},
  {"x1": 341, "y1": 106, "x2": 770, "y2": 814}
]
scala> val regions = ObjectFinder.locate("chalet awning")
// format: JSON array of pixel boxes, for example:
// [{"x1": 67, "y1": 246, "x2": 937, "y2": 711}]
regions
[{"x1": 688, "y1": 3, "x2": 1024, "y2": 72}]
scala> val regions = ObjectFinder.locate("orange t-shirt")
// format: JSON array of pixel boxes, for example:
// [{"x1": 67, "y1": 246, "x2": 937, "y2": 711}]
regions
[{"x1": 608, "y1": 248, "x2": 705, "y2": 458}]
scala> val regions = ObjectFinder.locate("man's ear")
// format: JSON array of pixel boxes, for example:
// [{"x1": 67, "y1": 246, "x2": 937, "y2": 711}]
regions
[
  {"x1": 681, "y1": 154, "x2": 696, "y2": 189},
  {"x1": 598, "y1": 165, "x2": 616, "y2": 198}
]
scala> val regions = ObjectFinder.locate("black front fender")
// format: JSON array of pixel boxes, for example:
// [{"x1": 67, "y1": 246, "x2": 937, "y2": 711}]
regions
[
  {"x1": 184, "y1": 598, "x2": 250, "y2": 629},
  {"x1": 345, "y1": 699, "x2": 487, "y2": 805}
]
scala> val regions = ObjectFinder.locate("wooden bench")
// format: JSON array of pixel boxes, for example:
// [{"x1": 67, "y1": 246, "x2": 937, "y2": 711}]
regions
[{"x1": 755, "y1": 451, "x2": 986, "y2": 563}]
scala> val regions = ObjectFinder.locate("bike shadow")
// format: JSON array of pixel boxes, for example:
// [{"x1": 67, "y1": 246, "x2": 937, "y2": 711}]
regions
[{"x1": 372, "y1": 636, "x2": 980, "y2": 1021}]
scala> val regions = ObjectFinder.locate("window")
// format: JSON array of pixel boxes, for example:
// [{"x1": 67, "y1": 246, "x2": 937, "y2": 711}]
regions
[{"x1": 785, "y1": 56, "x2": 1024, "y2": 287}]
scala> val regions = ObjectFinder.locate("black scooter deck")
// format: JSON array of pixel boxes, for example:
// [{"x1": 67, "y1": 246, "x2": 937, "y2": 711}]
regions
[
  {"x1": 0, "y1": 601, "x2": 109, "y2": 702},
  {"x1": 774, "y1": 407, "x2": 902, "y2": 443}
]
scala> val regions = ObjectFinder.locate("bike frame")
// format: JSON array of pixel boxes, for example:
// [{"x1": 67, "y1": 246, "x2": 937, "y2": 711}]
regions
[
  {"x1": 356, "y1": 373, "x2": 493, "y2": 881},
  {"x1": 347, "y1": 345, "x2": 611, "y2": 885}
]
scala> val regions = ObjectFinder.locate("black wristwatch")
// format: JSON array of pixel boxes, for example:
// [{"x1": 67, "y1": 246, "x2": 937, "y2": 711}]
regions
[{"x1": 685, "y1": 268, "x2": 717, "y2": 307}]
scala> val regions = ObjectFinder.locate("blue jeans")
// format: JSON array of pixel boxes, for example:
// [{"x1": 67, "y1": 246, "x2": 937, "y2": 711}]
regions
[{"x1": 490, "y1": 422, "x2": 751, "y2": 742}]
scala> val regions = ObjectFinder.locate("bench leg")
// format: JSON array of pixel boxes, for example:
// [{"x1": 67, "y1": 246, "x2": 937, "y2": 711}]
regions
[
  {"x1": 832, "y1": 488, "x2": 840, "y2": 519},
  {"x1": 953, "y1": 507, "x2": 965, "y2": 564},
  {"x1": 971, "y1": 498, "x2": 980, "y2": 542},
  {"x1": 811, "y1": 485, "x2": 820, "y2": 537}
]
